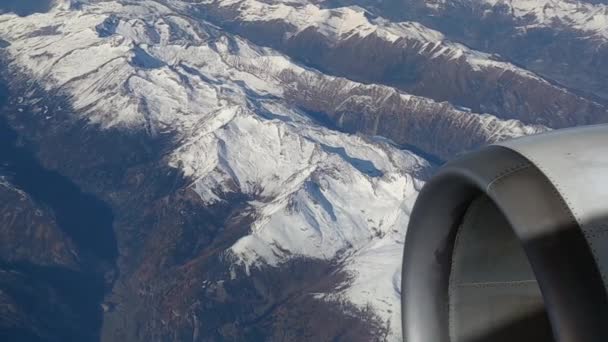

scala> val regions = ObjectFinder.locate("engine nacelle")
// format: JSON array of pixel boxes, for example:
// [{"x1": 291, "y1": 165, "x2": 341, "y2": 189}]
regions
[{"x1": 401, "y1": 125, "x2": 608, "y2": 342}]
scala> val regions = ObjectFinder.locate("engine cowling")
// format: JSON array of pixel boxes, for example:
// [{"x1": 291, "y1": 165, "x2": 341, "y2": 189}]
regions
[{"x1": 401, "y1": 125, "x2": 608, "y2": 342}]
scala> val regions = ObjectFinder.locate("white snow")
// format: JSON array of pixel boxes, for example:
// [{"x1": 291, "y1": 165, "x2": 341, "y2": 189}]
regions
[
  {"x1": 197, "y1": 0, "x2": 553, "y2": 79},
  {"x1": 480, "y1": 0, "x2": 608, "y2": 40}
]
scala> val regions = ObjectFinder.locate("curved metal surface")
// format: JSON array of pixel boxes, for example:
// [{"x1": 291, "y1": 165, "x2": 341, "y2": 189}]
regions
[
  {"x1": 499, "y1": 125, "x2": 608, "y2": 289},
  {"x1": 402, "y1": 126, "x2": 608, "y2": 342}
]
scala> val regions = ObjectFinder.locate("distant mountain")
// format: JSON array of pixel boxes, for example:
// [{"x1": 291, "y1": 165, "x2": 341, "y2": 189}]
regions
[
  {"x1": 0, "y1": 0, "x2": 605, "y2": 341},
  {"x1": 332, "y1": 0, "x2": 608, "y2": 100}
]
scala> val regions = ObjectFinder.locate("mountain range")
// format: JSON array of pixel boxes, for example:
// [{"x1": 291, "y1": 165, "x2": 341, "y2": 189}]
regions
[{"x1": 0, "y1": 0, "x2": 606, "y2": 341}]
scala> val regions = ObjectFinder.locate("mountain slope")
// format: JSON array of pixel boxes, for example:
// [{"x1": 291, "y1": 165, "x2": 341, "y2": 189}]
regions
[{"x1": 0, "y1": 2, "x2": 431, "y2": 340}]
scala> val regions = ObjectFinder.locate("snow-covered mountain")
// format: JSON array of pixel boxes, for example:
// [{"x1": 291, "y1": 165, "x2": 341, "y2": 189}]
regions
[
  {"x1": 0, "y1": 0, "x2": 605, "y2": 341},
  {"x1": 339, "y1": 0, "x2": 608, "y2": 100},
  {"x1": 188, "y1": 0, "x2": 608, "y2": 127}
]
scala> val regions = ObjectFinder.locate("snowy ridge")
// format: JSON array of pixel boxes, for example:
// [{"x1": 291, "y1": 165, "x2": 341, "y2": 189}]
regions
[
  {"x1": 192, "y1": 0, "x2": 554, "y2": 78},
  {"x1": 411, "y1": 0, "x2": 608, "y2": 40},
  {"x1": 481, "y1": 0, "x2": 608, "y2": 40},
  {"x1": 277, "y1": 68, "x2": 546, "y2": 143},
  {"x1": 0, "y1": 1, "x2": 543, "y2": 340}
]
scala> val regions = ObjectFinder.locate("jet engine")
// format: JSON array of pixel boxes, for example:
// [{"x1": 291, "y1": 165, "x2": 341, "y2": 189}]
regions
[{"x1": 401, "y1": 125, "x2": 608, "y2": 342}]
